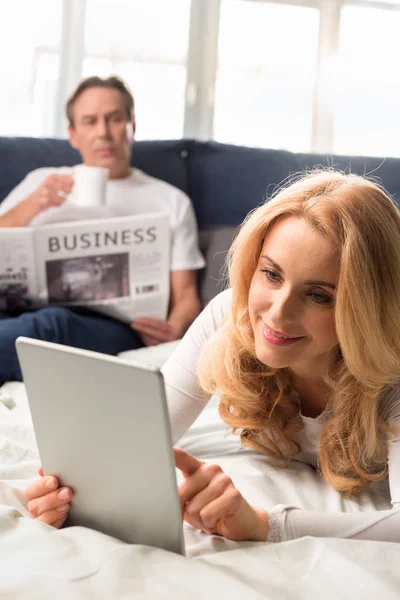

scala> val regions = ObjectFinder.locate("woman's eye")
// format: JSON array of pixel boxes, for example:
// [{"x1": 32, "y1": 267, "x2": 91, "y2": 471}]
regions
[
  {"x1": 309, "y1": 292, "x2": 333, "y2": 306},
  {"x1": 261, "y1": 268, "x2": 281, "y2": 283}
]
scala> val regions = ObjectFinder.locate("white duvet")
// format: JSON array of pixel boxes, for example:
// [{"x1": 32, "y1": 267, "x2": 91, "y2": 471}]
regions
[{"x1": 0, "y1": 381, "x2": 399, "y2": 599}]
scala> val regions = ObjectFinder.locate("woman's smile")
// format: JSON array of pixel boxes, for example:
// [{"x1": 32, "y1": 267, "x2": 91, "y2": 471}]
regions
[{"x1": 262, "y1": 323, "x2": 305, "y2": 347}]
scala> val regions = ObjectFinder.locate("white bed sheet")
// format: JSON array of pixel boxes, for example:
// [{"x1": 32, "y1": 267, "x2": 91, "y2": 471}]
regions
[{"x1": 0, "y1": 381, "x2": 399, "y2": 599}]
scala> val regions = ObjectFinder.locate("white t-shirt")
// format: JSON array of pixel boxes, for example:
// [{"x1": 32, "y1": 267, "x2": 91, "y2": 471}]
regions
[
  {"x1": 162, "y1": 289, "x2": 400, "y2": 543},
  {"x1": 0, "y1": 166, "x2": 205, "y2": 272}
]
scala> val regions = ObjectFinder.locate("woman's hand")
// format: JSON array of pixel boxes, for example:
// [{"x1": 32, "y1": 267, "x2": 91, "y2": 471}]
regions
[
  {"x1": 24, "y1": 468, "x2": 73, "y2": 529},
  {"x1": 174, "y1": 448, "x2": 269, "y2": 541}
]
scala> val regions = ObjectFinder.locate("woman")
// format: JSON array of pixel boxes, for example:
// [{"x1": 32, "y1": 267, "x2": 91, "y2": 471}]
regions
[{"x1": 25, "y1": 171, "x2": 400, "y2": 542}]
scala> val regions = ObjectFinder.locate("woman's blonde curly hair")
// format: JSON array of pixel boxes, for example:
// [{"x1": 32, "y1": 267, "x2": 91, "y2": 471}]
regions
[{"x1": 197, "y1": 170, "x2": 400, "y2": 494}]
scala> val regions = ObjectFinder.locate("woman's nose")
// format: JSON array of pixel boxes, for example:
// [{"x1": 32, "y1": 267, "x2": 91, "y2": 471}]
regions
[{"x1": 269, "y1": 289, "x2": 297, "y2": 325}]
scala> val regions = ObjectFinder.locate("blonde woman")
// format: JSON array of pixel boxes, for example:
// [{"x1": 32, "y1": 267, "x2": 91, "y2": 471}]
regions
[{"x1": 25, "y1": 171, "x2": 400, "y2": 542}]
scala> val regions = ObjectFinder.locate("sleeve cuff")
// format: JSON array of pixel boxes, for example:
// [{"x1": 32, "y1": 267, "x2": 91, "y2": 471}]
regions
[{"x1": 266, "y1": 504, "x2": 287, "y2": 543}]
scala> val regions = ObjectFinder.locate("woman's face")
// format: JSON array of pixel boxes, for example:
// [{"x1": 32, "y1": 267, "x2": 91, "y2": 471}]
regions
[{"x1": 248, "y1": 216, "x2": 340, "y2": 379}]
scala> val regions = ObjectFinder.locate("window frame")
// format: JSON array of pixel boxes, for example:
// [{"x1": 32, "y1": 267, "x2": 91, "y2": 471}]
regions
[{"x1": 50, "y1": 0, "x2": 400, "y2": 154}]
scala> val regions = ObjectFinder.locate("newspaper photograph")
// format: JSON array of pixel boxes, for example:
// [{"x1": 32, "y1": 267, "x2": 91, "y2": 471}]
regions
[
  {"x1": 45, "y1": 253, "x2": 130, "y2": 304},
  {"x1": 0, "y1": 213, "x2": 170, "y2": 322}
]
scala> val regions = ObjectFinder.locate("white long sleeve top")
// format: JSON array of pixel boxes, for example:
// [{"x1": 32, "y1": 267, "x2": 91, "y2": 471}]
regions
[{"x1": 161, "y1": 289, "x2": 400, "y2": 543}]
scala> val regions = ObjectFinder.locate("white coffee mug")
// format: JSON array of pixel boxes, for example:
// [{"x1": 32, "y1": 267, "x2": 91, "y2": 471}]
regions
[{"x1": 70, "y1": 165, "x2": 109, "y2": 207}]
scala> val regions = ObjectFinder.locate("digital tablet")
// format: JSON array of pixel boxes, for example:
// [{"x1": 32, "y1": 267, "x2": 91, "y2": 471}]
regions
[{"x1": 16, "y1": 336, "x2": 184, "y2": 555}]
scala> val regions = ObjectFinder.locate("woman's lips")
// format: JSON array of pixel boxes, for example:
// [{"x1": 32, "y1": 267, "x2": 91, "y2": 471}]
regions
[{"x1": 261, "y1": 324, "x2": 304, "y2": 347}]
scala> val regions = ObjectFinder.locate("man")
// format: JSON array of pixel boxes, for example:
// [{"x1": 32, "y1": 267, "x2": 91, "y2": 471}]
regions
[{"x1": 0, "y1": 76, "x2": 204, "y2": 382}]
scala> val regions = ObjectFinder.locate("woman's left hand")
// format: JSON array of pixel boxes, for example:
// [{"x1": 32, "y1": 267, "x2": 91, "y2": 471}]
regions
[{"x1": 174, "y1": 448, "x2": 269, "y2": 541}]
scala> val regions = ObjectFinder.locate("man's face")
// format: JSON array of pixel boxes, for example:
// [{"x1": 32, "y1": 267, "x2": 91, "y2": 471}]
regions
[{"x1": 68, "y1": 87, "x2": 135, "y2": 177}]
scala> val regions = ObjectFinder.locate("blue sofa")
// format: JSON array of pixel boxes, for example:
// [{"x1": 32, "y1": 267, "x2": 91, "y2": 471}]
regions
[{"x1": 2, "y1": 137, "x2": 400, "y2": 306}]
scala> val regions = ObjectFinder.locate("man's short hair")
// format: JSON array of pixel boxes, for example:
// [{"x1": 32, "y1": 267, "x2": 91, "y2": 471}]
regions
[{"x1": 66, "y1": 75, "x2": 135, "y2": 127}]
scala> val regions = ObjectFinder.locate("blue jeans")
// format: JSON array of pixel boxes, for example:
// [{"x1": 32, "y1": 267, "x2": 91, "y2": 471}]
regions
[{"x1": 0, "y1": 306, "x2": 143, "y2": 383}]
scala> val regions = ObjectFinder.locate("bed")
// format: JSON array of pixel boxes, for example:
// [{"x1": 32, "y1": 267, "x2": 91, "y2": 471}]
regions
[{"x1": 0, "y1": 375, "x2": 399, "y2": 599}]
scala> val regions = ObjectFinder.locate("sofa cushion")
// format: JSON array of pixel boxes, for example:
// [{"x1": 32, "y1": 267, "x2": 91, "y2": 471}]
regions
[
  {"x1": 131, "y1": 139, "x2": 191, "y2": 195},
  {"x1": 295, "y1": 153, "x2": 400, "y2": 207},
  {"x1": 198, "y1": 226, "x2": 237, "y2": 306},
  {"x1": 188, "y1": 141, "x2": 400, "y2": 229},
  {"x1": 188, "y1": 141, "x2": 299, "y2": 228}
]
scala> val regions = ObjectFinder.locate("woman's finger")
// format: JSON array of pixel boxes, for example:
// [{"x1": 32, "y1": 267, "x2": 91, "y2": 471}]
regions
[
  {"x1": 178, "y1": 463, "x2": 223, "y2": 516},
  {"x1": 183, "y1": 470, "x2": 231, "y2": 523},
  {"x1": 174, "y1": 448, "x2": 204, "y2": 478},
  {"x1": 37, "y1": 506, "x2": 70, "y2": 529},
  {"x1": 28, "y1": 487, "x2": 72, "y2": 517},
  {"x1": 195, "y1": 487, "x2": 243, "y2": 532},
  {"x1": 25, "y1": 476, "x2": 59, "y2": 502}
]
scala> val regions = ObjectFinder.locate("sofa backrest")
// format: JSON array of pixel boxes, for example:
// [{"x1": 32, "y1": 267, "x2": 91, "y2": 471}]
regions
[
  {"x1": 2, "y1": 136, "x2": 400, "y2": 305},
  {"x1": 188, "y1": 141, "x2": 400, "y2": 227},
  {"x1": 3, "y1": 137, "x2": 400, "y2": 227},
  {"x1": 0, "y1": 137, "x2": 190, "y2": 203}
]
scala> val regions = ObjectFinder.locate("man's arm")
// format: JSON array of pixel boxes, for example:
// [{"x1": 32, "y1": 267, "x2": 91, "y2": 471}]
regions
[
  {"x1": 0, "y1": 174, "x2": 73, "y2": 228},
  {"x1": 168, "y1": 269, "x2": 201, "y2": 336},
  {"x1": 0, "y1": 194, "x2": 46, "y2": 227},
  {"x1": 131, "y1": 270, "x2": 201, "y2": 346}
]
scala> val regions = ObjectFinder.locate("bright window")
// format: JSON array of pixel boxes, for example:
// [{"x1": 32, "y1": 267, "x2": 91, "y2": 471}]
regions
[
  {"x1": 82, "y1": 0, "x2": 191, "y2": 140},
  {"x1": 333, "y1": 4, "x2": 400, "y2": 157},
  {"x1": 0, "y1": 0, "x2": 62, "y2": 136},
  {"x1": 1, "y1": 0, "x2": 400, "y2": 160},
  {"x1": 362, "y1": 0, "x2": 400, "y2": 3},
  {"x1": 213, "y1": 0, "x2": 320, "y2": 151}
]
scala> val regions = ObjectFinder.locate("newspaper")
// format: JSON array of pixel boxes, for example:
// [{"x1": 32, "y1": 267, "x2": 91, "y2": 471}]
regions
[{"x1": 0, "y1": 213, "x2": 170, "y2": 323}]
